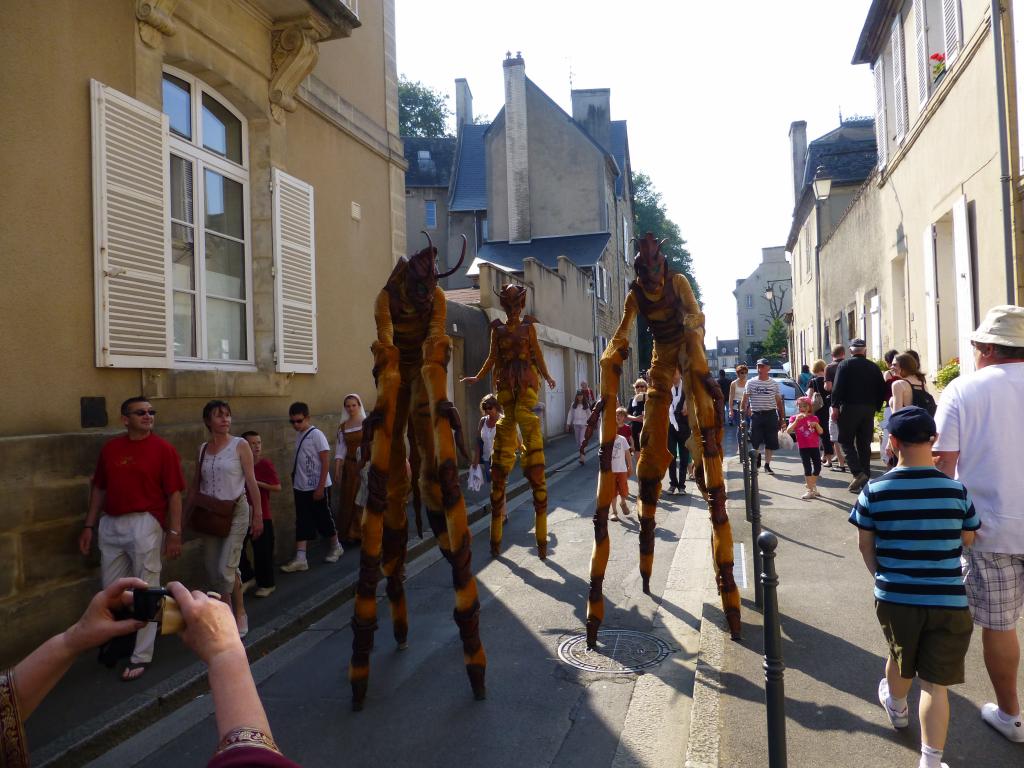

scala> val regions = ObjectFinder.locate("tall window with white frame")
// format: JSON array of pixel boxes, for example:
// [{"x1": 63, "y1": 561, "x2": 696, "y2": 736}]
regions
[
  {"x1": 745, "y1": 320, "x2": 755, "y2": 337},
  {"x1": 162, "y1": 69, "x2": 252, "y2": 365},
  {"x1": 424, "y1": 200, "x2": 437, "y2": 229}
]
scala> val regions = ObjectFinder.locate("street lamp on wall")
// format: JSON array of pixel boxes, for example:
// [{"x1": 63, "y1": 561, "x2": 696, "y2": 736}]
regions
[{"x1": 763, "y1": 278, "x2": 792, "y2": 321}]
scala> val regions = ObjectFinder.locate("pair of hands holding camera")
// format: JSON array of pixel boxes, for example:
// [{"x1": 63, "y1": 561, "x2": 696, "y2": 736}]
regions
[{"x1": 17, "y1": 577, "x2": 266, "y2": 743}]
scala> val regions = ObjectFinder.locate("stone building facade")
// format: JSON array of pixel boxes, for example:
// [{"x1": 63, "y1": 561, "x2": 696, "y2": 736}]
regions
[
  {"x1": 0, "y1": 0, "x2": 407, "y2": 663},
  {"x1": 734, "y1": 246, "x2": 793, "y2": 353}
]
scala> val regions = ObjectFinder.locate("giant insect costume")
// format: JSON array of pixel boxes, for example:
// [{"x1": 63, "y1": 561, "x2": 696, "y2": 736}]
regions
[
  {"x1": 465, "y1": 285, "x2": 557, "y2": 558},
  {"x1": 582, "y1": 233, "x2": 741, "y2": 646},
  {"x1": 349, "y1": 233, "x2": 486, "y2": 709}
]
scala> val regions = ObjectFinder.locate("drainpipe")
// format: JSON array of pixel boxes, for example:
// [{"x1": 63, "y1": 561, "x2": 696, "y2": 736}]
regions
[
  {"x1": 591, "y1": 269, "x2": 600, "y2": 389},
  {"x1": 992, "y1": 0, "x2": 1016, "y2": 304}
]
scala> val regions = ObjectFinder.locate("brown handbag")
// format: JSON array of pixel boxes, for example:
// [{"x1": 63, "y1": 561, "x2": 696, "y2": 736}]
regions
[{"x1": 189, "y1": 444, "x2": 239, "y2": 538}]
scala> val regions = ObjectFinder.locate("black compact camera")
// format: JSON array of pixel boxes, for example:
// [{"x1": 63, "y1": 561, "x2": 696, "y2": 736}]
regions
[{"x1": 131, "y1": 587, "x2": 184, "y2": 634}]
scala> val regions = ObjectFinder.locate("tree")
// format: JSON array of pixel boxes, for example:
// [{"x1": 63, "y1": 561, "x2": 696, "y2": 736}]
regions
[
  {"x1": 399, "y1": 75, "x2": 451, "y2": 137},
  {"x1": 745, "y1": 341, "x2": 766, "y2": 362},
  {"x1": 631, "y1": 171, "x2": 701, "y2": 370},
  {"x1": 762, "y1": 318, "x2": 789, "y2": 357}
]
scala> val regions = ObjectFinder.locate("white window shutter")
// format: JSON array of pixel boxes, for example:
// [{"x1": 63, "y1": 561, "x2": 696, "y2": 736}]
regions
[
  {"x1": 952, "y1": 195, "x2": 975, "y2": 375},
  {"x1": 921, "y1": 225, "x2": 939, "y2": 374},
  {"x1": 914, "y1": 0, "x2": 930, "y2": 106},
  {"x1": 272, "y1": 168, "x2": 318, "y2": 373},
  {"x1": 90, "y1": 80, "x2": 172, "y2": 368},
  {"x1": 873, "y1": 60, "x2": 889, "y2": 169},
  {"x1": 942, "y1": 0, "x2": 962, "y2": 64},
  {"x1": 891, "y1": 15, "x2": 908, "y2": 142}
]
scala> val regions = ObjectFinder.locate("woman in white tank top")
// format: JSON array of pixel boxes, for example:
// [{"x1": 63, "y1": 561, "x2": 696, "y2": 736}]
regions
[{"x1": 187, "y1": 400, "x2": 262, "y2": 639}]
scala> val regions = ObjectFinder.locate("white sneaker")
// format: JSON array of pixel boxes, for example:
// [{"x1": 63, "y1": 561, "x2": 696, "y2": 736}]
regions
[
  {"x1": 981, "y1": 702, "x2": 1024, "y2": 742},
  {"x1": 252, "y1": 586, "x2": 276, "y2": 598},
  {"x1": 878, "y1": 678, "x2": 909, "y2": 729},
  {"x1": 324, "y1": 545, "x2": 343, "y2": 563},
  {"x1": 280, "y1": 557, "x2": 308, "y2": 573},
  {"x1": 800, "y1": 490, "x2": 814, "y2": 501}
]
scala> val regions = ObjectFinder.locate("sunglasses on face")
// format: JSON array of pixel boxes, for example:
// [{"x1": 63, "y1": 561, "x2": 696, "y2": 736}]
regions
[{"x1": 129, "y1": 409, "x2": 157, "y2": 417}]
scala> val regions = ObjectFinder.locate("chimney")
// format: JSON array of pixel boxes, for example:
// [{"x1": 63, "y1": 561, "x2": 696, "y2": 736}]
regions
[
  {"x1": 455, "y1": 78, "x2": 473, "y2": 128},
  {"x1": 571, "y1": 88, "x2": 611, "y2": 151},
  {"x1": 503, "y1": 51, "x2": 530, "y2": 242},
  {"x1": 789, "y1": 120, "x2": 807, "y2": 206}
]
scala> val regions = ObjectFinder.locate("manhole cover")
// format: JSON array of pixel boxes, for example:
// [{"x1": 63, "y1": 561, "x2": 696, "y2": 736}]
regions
[{"x1": 557, "y1": 630, "x2": 671, "y2": 673}]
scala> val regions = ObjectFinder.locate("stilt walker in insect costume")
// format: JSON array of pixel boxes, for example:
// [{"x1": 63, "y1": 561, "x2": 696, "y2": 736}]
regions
[
  {"x1": 462, "y1": 285, "x2": 557, "y2": 558},
  {"x1": 349, "y1": 233, "x2": 486, "y2": 709},
  {"x1": 581, "y1": 233, "x2": 741, "y2": 646}
]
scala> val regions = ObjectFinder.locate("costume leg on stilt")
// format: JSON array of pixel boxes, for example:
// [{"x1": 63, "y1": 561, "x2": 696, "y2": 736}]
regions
[
  {"x1": 407, "y1": 421, "x2": 424, "y2": 539},
  {"x1": 515, "y1": 386, "x2": 548, "y2": 559},
  {"x1": 422, "y1": 334, "x2": 487, "y2": 699},
  {"x1": 635, "y1": 351, "x2": 675, "y2": 593},
  {"x1": 488, "y1": 389, "x2": 517, "y2": 557},
  {"x1": 381, "y1": 372, "x2": 414, "y2": 650},
  {"x1": 586, "y1": 344, "x2": 625, "y2": 648},
  {"x1": 676, "y1": 302, "x2": 741, "y2": 640},
  {"x1": 350, "y1": 342, "x2": 400, "y2": 710}
]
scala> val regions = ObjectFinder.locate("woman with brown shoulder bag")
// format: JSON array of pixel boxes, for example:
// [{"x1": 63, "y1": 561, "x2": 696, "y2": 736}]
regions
[{"x1": 186, "y1": 400, "x2": 263, "y2": 639}]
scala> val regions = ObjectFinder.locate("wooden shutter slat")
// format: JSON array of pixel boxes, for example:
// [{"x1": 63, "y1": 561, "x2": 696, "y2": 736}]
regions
[
  {"x1": 922, "y1": 225, "x2": 939, "y2": 374},
  {"x1": 273, "y1": 168, "x2": 318, "y2": 373},
  {"x1": 891, "y1": 14, "x2": 908, "y2": 142},
  {"x1": 952, "y1": 195, "x2": 975, "y2": 374},
  {"x1": 942, "y1": 0, "x2": 962, "y2": 63},
  {"x1": 873, "y1": 60, "x2": 888, "y2": 168},
  {"x1": 91, "y1": 79, "x2": 172, "y2": 368},
  {"x1": 914, "y1": 0, "x2": 930, "y2": 106}
]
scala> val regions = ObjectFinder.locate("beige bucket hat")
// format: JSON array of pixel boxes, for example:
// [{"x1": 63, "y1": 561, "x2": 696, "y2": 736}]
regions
[{"x1": 970, "y1": 305, "x2": 1024, "y2": 347}]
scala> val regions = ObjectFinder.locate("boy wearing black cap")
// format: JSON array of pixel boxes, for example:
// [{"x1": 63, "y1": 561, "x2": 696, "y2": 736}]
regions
[{"x1": 849, "y1": 406, "x2": 980, "y2": 768}]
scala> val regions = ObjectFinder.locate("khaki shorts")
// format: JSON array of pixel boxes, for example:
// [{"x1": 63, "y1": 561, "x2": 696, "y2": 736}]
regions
[{"x1": 875, "y1": 600, "x2": 973, "y2": 686}]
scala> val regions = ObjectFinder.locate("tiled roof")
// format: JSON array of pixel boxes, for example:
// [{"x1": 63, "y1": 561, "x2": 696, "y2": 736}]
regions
[
  {"x1": 801, "y1": 119, "x2": 877, "y2": 187},
  {"x1": 449, "y1": 124, "x2": 488, "y2": 211},
  {"x1": 444, "y1": 287, "x2": 480, "y2": 305},
  {"x1": 465, "y1": 232, "x2": 611, "y2": 276},
  {"x1": 402, "y1": 137, "x2": 456, "y2": 188}
]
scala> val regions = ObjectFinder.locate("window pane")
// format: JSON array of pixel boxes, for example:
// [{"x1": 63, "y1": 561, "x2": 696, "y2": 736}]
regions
[
  {"x1": 206, "y1": 298, "x2": 246, "y2": 360},
  {"x1": 202, "y1": 93, "x2": 243, "y2": 164},
  {"x1": 173, "y1": 291, "x2": 196, "y2": 358},
  {"x1": 172, "y1": 223, "x2": 195, "y2": 290},
  {"x1": 204, "y1": 170, "x2": 244, "y2": 239},
  {"x1": 163, "y1": 75, "x2": 192, "y2": 139},
  {"x1": 205, "y1": 234, "x2": 245, "y2": 299},
  {"x1": 170, "y1": 155, "x2": 194, "y2": 223}
]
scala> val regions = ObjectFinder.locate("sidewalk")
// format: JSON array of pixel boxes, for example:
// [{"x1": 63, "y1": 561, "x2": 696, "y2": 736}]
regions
[
  {"x1": 29, "y1": 433, "x2": 591, "y2": 767},
  {"x1": 695, "y1": 450, "x2": 1024, "y2": 767}
]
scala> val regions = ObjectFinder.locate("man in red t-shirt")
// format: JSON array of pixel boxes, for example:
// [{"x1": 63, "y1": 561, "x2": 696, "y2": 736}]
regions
[{"x1": 79, "y1": 397, "x2": 186, "y2": 680}]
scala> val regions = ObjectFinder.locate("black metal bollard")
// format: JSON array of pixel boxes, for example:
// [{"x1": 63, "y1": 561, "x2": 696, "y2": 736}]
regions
[
  {"x1": 758, "y1": 531, "x2": 787, "y2": 768},
  {"x1": 740, "y1": 420, "x2": 751, "y2": 522},
  {"x1": 748, "y1": 448, "x2": 763, "y2": 608}
]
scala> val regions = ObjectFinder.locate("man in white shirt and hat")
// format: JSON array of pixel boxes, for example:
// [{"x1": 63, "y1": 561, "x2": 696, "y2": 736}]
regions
[{"x1": 934, "y1": 305, "x2": 1024, "y2": 743}]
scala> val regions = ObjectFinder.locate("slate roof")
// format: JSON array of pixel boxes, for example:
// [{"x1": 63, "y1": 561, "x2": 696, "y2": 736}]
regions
[
  {"x1": 800, "y1": 118, "x2": 877, "y2": 188},
  {"x1": 609, "y1": 120, "x2": 628, "y2": 198},
  {"x1": 449, "y1": 124, "x2": 488, "y2": 211},
  {"x1": 402, "y1": 137, "x2": 456, "y2": 188},
  {"x1": 465, "y1": 233, "x2": 611, "y2": 276}
]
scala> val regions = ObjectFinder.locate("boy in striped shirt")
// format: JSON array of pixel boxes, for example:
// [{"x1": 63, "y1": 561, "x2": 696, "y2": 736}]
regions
[{"x1": 848, "y1": 406, "x2": 980, "y2": 768}]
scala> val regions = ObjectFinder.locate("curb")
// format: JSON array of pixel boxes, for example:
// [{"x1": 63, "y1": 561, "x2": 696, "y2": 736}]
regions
[
  {"x1": 682, "y1": 455, "x2": 744, "y2": 768},
  {"x1": 35, "y1": 443, "x2": 592, "y2": 768}
]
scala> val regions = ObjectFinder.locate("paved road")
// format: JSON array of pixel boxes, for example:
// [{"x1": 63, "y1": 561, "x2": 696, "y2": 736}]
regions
[
  {"x1": 89, "y1": 454, "x2": 711, "y2": 768},
  {"x1": 716, "y1": 449, "x2": 1024, "y2": 767}
]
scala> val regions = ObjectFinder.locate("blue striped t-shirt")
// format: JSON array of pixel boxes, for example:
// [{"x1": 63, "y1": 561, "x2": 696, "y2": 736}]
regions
[{"x1": 848, "y1": 466, "x2": 980, "y2": 608}]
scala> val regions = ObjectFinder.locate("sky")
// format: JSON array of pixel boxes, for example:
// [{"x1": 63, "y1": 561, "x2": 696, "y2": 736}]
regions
[{"x1": 395, "y1": 0, "x2": 876, "y2": 343}]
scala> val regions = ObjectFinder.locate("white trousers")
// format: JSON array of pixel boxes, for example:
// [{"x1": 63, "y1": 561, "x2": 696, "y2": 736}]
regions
[
  {"x1": 98, "y1": 512, "x2": 163, "y2": 664},
  {"x1": 200, "y1": 497, "x2": 249, "y2": 597}
]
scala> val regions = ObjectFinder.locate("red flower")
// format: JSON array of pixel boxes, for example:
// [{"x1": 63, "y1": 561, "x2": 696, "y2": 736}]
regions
[{"x1": 930, "y1": 52, "x2": 946, "y2": 62}]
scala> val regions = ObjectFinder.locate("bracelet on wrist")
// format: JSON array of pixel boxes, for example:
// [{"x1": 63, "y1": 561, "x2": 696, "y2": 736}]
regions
[
  {"x1": 166, "y1": 529, "x2": 180, "y2": 536},
  {"x1": 216, "y1": 726, "x2": 280, "y2": 755}
]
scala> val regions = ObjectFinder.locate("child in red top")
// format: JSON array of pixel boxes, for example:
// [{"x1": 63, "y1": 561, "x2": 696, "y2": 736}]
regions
[
  {"x1": 787, "y1": 397, "x2": 824, "y2": 500},
  {"x1": 240, "y1": 431, "x2": 282, "y2": 597},
  {"x1": 615, "y1": 407, "x2": 633, "y2": 443}
]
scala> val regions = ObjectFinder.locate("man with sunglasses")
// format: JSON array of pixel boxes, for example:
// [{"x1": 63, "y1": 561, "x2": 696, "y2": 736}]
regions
[{"x1": 79, "y1": 397, "x2": 186, "y2": 680}]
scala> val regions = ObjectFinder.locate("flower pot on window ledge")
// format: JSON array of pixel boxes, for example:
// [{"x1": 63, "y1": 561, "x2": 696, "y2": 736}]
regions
[{"x1": 933, "y1": 69, "x2": 946, "y2": 86}]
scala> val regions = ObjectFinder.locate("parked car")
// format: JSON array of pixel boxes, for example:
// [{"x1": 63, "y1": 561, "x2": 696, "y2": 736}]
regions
[{"x1": 777, "y1": 378, "x2": 804, "y2": 419}]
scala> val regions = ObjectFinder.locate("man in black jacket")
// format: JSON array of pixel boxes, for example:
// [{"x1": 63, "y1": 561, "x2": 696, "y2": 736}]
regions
[{"x1": 830, "y1": 338, "x2": 885, "y2": 493}]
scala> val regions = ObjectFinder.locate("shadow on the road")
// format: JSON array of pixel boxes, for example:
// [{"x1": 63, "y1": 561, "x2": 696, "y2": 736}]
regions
[{"x1": 762, "y1": 526, "x2": 845, "y2": 559}]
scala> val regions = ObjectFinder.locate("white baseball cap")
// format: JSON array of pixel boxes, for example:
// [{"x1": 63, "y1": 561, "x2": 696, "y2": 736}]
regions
[{"x1": 970, "y1": 305, "x2": 1024, "y2": 347}]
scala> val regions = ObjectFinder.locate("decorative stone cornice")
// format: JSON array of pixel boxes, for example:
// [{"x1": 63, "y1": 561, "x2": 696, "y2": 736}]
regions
[
  {"x1": 136, "y1": 0, "x2": 179, "y2": 48},
  {"x1": 270, "y1": 16, "x2": 330, "y2": 123}
]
